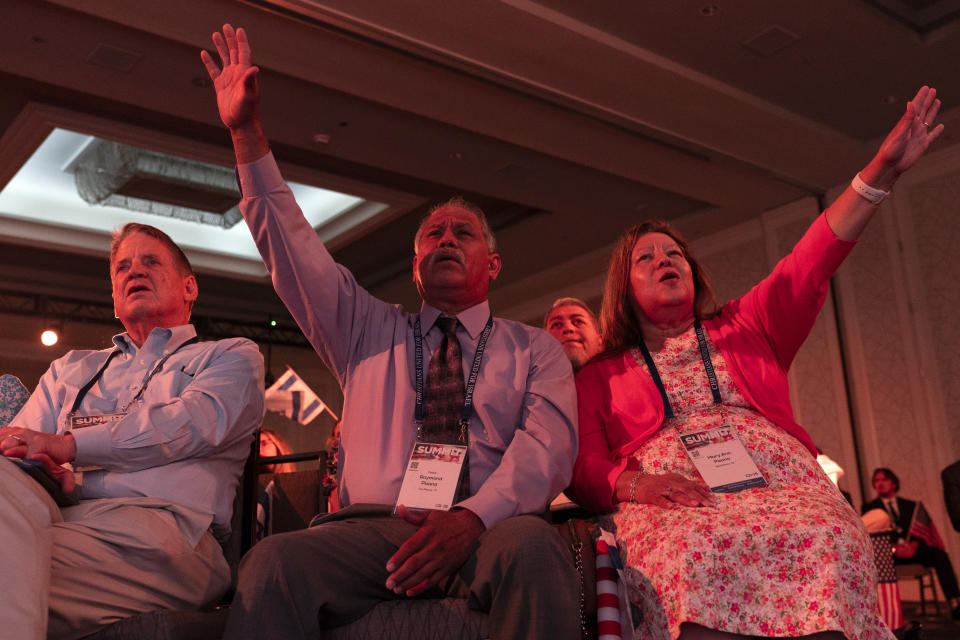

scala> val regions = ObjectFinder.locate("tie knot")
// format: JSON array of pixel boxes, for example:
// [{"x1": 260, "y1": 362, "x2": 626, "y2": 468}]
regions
[{"x1": 436, "y1": 317, "x2": 459, "y2": 337}]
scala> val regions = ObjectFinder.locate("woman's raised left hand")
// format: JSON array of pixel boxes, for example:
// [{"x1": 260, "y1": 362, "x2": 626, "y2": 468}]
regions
[{"x1": 875, "y1": 86, "x2": 944, "y2": 177}]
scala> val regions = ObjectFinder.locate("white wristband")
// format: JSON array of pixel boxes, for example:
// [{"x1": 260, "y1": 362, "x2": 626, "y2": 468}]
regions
[{"x1": 852, "y1": 173, "x2": 889, "y2": 205}]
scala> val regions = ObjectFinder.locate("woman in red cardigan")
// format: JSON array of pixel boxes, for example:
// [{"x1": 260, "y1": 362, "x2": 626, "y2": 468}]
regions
[{"x1": 568, "y1": 87, "x2": 943, "y2": 640}]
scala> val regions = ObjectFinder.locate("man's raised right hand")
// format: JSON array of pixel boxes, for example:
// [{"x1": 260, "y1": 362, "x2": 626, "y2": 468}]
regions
[{"x1": 201, "y1": 24, "x2": 270, "y2": 163}]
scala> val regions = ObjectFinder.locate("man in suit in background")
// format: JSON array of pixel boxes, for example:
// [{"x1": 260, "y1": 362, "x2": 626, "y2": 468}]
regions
[{"x1": 863, "y1": 467, "x2": 960, "y2": 618}]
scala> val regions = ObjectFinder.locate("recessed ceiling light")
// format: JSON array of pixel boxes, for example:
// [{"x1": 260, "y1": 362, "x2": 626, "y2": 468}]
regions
[{"x1": 312, "y1": 133, "x2": 331, "y2": 145}]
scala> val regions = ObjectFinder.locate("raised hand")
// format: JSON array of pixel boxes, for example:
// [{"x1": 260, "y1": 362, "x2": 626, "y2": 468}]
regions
[
  {"x1": 828, "y1": 85, "x2": 947, "y2": 240},
  {"x1": 876, "y1": 86, "x2": 945, "y2": 175},
  {"x1": 201, "y1": 24, "x2": 259, "y2": 131},
  {"x1": 385, "y1": 505, "x2": 484, "y2": 596}
]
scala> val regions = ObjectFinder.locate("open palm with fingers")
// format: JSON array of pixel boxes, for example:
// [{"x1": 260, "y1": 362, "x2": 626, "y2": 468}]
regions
[
  {"x1": 200, "y1": 24, "x2": 260, "y2": 131},
  {"x1": 877, "y1": 86, "x2": 945, "y2": 174}
]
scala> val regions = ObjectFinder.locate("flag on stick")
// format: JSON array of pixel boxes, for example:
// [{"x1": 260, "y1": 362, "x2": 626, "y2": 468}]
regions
[
  {"x1": 870, "y1": 530, "x2": 903, "y2": 631},
  {"x1": 265, "y1": 366, "x2": 335, "y2": 425},
  {"x1": 907, "y1": 500, "x2": 945, "y2": 550}
]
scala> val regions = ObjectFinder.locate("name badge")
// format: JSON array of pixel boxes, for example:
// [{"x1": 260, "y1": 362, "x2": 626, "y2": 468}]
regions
[
  {"x1": 395, "y1": 442, "x2": 468, "y2": 512},
  {"x1": 680, "y1": 426, "x2": 767, "y2": 493},
  {"x1": 67, "y1": 413, "x2": 126, "y2": 429}
]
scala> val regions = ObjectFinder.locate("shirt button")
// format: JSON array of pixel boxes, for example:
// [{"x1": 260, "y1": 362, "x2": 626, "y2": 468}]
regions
[
  {"x1": 139, "y1": 359, "x2": 145, "y2": 365},
  {"x1": 128, "y1": 384, "x2": 136, "y2": 390}
]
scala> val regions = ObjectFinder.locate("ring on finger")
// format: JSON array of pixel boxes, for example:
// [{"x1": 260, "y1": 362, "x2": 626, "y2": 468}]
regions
[{"x1": 922, "y1": 120, "x2": 931, "y2": 128}]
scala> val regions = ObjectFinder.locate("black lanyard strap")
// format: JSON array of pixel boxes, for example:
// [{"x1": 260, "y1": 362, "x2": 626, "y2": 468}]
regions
[
  {"x1": 694, "y1": 321, "x2": 722, "y2": 405},
  {"x1": 631, "y1": 320, "x2": 722, "y2": 419},
  {"x1": 70, "y1": 350, "x2": 121, "y2": 414},
  {"x1": 413, "y1": 315, "x2": 494, "y2": 429},
  {"x1": 70, "y1": 336, "x2": 199, "y2": 415}
]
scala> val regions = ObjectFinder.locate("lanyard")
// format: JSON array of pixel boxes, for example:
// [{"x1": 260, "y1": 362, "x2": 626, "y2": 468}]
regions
[
  {"x1": 632, "y1": 320, "x2": 721, "y2": 420},
  {"x1": 69, "y1": 336, "x2": 199, "y2": 415},
  {"x1": 413, "y1": 315, "x2": 494, "y2": 436}
]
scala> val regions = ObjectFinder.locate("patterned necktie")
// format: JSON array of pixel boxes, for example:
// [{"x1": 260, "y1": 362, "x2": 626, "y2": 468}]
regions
[{"x1": 420, "y1": 316, "x2": 470, "y2": 502}]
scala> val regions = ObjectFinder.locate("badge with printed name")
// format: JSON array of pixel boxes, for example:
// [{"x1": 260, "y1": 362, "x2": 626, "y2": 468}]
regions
[
  {"x1": 679, "y1": 426, "x2": 767, "y2": 493},
  {"x1": 67, "y1": 413, "x2": 127, "y2": 429},
  {"x1": 395, "y1": 442, "x2": 468, "y2": 513}
]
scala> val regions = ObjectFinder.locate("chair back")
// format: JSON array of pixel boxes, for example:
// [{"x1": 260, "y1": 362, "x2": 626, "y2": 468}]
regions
[{"x1": 0, "y1": 374, "x2": 30, "y2": 426}]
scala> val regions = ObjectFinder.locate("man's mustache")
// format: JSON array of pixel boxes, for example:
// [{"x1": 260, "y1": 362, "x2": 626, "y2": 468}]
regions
[{"x1": 426, "y1": 248, "x2": 465, "y2": 267}]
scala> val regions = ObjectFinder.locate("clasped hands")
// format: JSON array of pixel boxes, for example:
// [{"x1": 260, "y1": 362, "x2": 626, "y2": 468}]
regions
[
  {"x1": 384, "y1": 505, "x2": 485, "y2": 597},
  {"x1": 0, "y1": 427, "x2": 77, "y2": 492}
]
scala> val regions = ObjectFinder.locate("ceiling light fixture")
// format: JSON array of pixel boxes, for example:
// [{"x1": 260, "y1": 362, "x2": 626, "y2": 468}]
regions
[
  {"x1": 41, "y1": 328, "x2": 59, "y2": 347},
  {"x1": 72, "y1": 140, "x2": 243, "y2": 228}
]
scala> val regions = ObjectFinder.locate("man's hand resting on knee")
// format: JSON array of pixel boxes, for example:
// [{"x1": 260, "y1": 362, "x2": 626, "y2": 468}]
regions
[{"x1": 386, "y1": 505, "x2": 485, "y2": 597}]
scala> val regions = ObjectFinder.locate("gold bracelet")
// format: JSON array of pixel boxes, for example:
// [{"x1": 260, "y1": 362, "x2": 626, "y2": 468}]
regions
[{"x1": 628, "y1": 471, "x2": 642, "y2": 503}]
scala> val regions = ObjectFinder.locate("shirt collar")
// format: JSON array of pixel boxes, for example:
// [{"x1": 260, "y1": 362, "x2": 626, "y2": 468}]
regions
[
  {"x1": 112, "y1": 324, "x2": 197, "y2": 356},
  {"x1": 419, "y1": 300, "x2": 491, "y2": 339}
]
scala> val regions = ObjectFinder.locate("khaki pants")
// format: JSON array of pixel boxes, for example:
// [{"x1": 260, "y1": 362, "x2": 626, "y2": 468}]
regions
[{"x1": 0, "y1": 457, "x2": 230, "y2": 640}]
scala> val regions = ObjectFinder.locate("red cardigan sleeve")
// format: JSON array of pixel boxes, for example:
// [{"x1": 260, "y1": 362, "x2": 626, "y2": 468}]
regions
[{"x1": 568, "y1": 361, "x2": 628, "y2": 512}]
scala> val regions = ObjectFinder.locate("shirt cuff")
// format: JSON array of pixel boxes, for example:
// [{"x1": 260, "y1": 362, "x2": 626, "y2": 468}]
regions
[
  {"x1": 456, "y1": 490, "x2": 513, "y2": 530},
  {"x1": 236, "y1": 151, "x2": 284, "y2": 197},
  {"x1": 70, "y1": 424, "x2": 113, "y2": 467}
]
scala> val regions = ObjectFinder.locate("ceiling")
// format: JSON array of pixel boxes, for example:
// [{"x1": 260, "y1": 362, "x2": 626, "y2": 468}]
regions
[{"x1": 2, "y1": 0, "x2": 960, "y2": 329}]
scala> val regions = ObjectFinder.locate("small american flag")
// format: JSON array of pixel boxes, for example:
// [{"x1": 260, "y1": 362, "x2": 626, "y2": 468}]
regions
[
  {"x1": 908, "y1": 500, "x2": 945, "y2": 550},
  {"x1": 596, "y1": 538, "x2": 622, "y2": 640},
  {"x1": 870, "y1": 531, "x2": 903, "y2": 630}
]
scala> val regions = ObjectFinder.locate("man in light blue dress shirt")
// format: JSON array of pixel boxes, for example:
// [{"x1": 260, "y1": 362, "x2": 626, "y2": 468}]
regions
[
  {"x1": 203, "y1": 25, "x2": 581, "y2": 640},
  {"x1": 0, "y1": 223, "x2": 265, "y2": 640}
]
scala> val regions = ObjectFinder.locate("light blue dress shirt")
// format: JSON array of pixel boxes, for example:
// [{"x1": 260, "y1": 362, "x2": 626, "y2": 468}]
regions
[
  {"x1": 238, "y1": 152, "x2": 577, "y2": 529},
  {"x1": 12, "y1": 325, "x2": 264, "y2": 540}
]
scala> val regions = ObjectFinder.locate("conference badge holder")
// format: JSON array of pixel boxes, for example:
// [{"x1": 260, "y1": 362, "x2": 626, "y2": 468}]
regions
[
  {"x1": 680, "y1": 426, "x2": 767, "y2": 493},
  {"x1": 67, "y1": 413, "x2": 126, "y2": 429},
  {"x1": 64, "y1": 413, "x2": 125, "y2": 472},
  {"x1": 395, "y1": 441, "x2": 467, "y2": 513}
]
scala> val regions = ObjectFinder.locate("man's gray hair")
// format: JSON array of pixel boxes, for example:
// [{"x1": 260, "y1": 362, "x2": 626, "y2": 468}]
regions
[
  {"x1": 543, "y1": 297, "x2": 598, "y2": 330},
  {"x1": 110, "y1": 222, "x2": 194, "y2": 277},
  {"x1": 414, "y1": 196, "x2": 497, "y2": 254}
]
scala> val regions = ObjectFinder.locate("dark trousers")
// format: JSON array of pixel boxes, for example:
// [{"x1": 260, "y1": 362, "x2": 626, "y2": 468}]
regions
[
  {"x1": 896, "y1": 545, "x2": 960, "y2": 599},
  {"x1": 224, "y1": 504, "x2": 582, "y2": 640}
]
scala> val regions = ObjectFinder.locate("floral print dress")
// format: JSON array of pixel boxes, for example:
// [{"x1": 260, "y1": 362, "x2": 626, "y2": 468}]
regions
[{"x1": 605, "y1": 328, "x2": 892, "y2": 640}]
